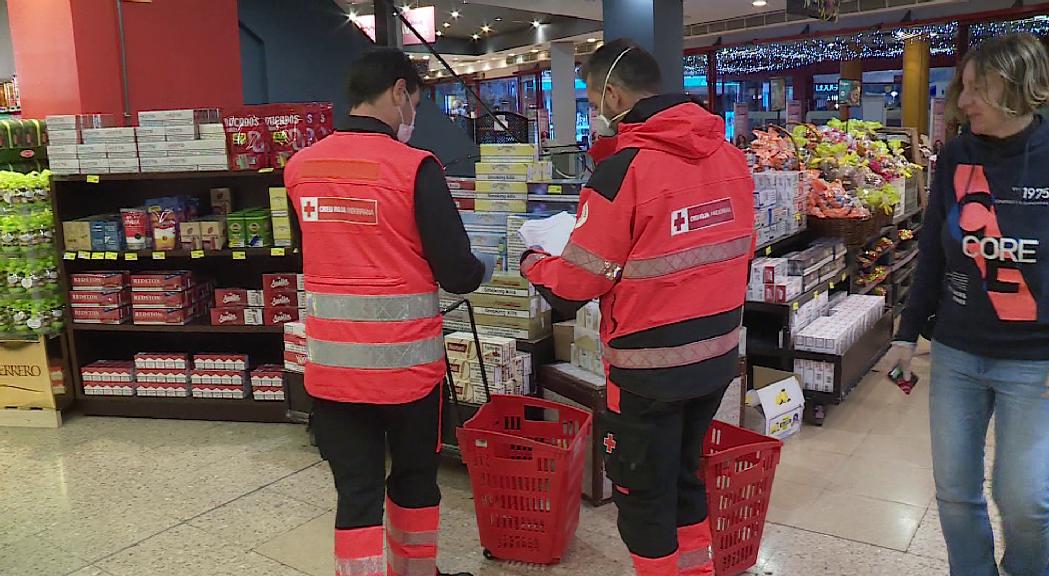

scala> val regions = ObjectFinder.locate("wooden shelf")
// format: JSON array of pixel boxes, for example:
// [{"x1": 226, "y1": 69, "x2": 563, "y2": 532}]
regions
[
  {"x1": 71, "y1": 322, "x2": 285, "y2": 334},
  {"x1": 77, "y1": 395, "x2": 288, "y2": 422},
  {"x1": 63, "y1": 247, "x2": 299, "y2": 262},
  {"x1": 52, "y1": 169, "x2": 284, "y2": 183}
]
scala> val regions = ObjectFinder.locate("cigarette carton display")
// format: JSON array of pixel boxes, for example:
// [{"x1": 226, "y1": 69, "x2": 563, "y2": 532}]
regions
[
  {"x1": 211, "y1": 307, "x2": 264, "y2": 326},
  {"x1": 134, "y1": 353, "x2": 190, "y2": 370},
  {"x1": 263, "y1": 307, "x2": 299, "y2": 325},
  {"x1": 214, "y1": 288, "x2": 264, "y2": 308},
  {"x1": 69, "y1": 288, "x2": 130, "y2": 308},
  {"x1": 71, "y1": 304, "x2": 130, "y2": 324},
  {"x1": 132, "y1": 305, "x2": 199, "y2": 325},
  {"x1": 130, "y1": 271, "x2": 194, "y2": 292},
  {"x1": 195, "y1": 353, "x2": 249, "y2": 371},
  {"x1": 71, "y1": 272, "x2": 129, "y2": 291}
]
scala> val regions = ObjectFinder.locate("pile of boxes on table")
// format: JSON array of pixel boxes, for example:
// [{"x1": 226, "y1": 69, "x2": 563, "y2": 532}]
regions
[
  {"x1": 747, "y1": 239, "x2": 847, "y2": 305},
  {"x1": 211, "y1": 273, "x2": 303, "y2": 326},
  {"x1": 81, "y1": 352, "x2": 284, "y2": 400},
  {"x1": 793, "y1": 294, "x2": 886, "y2": 393},
  {"x1": 440, "y1": 274, "x2": 551, "y2": 341},
  {"x1": 444, "y1": 331, "x2": 532, "y2": 404},
  {"x1": 69, "y1": 271, "x2": 212, "y2": 326},
  {"x1": 46, "y1": 109, "x2": 228, "y2": 175},
  {"x1": 752, "y1": 170, "x2": 807, "y2": 248}
]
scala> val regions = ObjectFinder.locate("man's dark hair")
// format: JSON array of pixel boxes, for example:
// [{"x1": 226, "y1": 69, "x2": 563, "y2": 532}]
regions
[
  {"x1": 346, "y1": 47, "x2": 422, "y2": 109},
  {"x1": 582, "y1": 39, "x2": 661, "y2": 94}
]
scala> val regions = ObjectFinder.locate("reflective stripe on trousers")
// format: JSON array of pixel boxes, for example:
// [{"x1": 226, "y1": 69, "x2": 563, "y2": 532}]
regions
[
  {"x1": 386, "y1": 522, "x2": 439, "y2": 547},
  {"x1": 308, "y1": 335, "x2": 445, "y2": 370},
  {"x1": 387, "y1": 553, "x2": 437, "y2": 576},
  {"x1": 335, "y1": 555, "x2": 385, "y2": 576},
  {"x1": 604, "y1": 327, "x2": 740, "y2": 370},
  {"x1": 678, "y1": 547, "x2": 713, "y2": 573},
  {"x1": 307, "y1": 291, "x2": 440, "y2": 322}
]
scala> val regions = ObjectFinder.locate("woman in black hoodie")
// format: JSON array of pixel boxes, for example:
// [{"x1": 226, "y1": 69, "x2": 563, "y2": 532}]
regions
[{"x1": 886, "y1": 33, "x2": 1049, "y2": 576}]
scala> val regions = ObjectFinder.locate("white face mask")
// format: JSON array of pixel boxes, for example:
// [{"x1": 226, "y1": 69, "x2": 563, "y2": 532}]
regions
[
  {"x1": 397, "y1": 89, "x2": 416, "y2": 143},
  {"x1": 593, "y1": 47, "x2": 635, "y2": 138}
]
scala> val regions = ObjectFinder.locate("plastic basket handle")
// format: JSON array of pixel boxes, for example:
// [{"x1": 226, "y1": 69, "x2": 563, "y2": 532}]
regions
[{"x1": 441, "y1": 298, "x2": 491, "y2": 425}]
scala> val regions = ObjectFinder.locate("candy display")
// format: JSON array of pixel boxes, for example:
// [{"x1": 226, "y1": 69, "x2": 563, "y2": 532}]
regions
[
  {"x1": 223, "y1": 103, "x2": 333, "y2": 171},
  {"x1": 0, "y1": 170, "x2": 64, "y2": 335},
  {"x1": 210, "y1": 272, "x2": 304, "y2": 327}
]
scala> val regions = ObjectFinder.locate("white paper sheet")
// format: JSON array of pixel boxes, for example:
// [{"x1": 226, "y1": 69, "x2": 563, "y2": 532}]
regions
[{"x1": 516, "y1": 211, "x2": 576, "y2": 257}]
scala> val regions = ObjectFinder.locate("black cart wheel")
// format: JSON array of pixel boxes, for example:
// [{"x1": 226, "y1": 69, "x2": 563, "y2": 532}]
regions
[{"x1": 483, "y1": 549, "x2": 495, "y2": 561}]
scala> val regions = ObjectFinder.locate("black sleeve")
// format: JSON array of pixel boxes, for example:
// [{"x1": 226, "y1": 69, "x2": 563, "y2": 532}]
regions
[
  {"x1": 896, "y1": 154, "x2": 949, "y2": 342},
  {"x1": 415, "y1": 157, "x2": 485, "y2": 295}
]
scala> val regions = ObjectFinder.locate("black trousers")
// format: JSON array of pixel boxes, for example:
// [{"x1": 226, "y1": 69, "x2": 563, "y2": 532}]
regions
[
  {"x1": 312, "y1": 383, "x2": 443, "y2": 530},
  {"x1": 601, "y1": 385, "x2": 727, "y2": 559}
]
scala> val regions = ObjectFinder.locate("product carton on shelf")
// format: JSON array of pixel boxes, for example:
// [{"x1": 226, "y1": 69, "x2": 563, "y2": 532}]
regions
[
  {"x1": 572, "y1": 301, "x2": 603, "y2": 376},
  {"x1": 745, "y1": 366, "x2": 805, "y2": 440}
]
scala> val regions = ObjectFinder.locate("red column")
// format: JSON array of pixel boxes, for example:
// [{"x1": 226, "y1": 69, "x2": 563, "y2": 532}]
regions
[{"x1": 9, "y1": 0, "x2": 243, "y2": 119}]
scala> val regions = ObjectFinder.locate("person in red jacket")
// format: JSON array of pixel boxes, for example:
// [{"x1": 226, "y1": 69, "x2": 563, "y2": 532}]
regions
[
  {"x1": 521, "y1": 40, "x2": 755, "y2": 576},
  {"x1": 285, "y1": 48, "x2": 493, "y2": 576}
]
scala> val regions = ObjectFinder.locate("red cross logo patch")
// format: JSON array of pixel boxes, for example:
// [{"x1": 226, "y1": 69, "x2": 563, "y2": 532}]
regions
[
  {"x1": 670, "y1": 198, "x2": 734, "y2": 236},
  {"x1": 603, "y1": 433, "x2": 617, "y2": 454},
  {"x1": 300, "y1": 197, "x2": 378, "y2": 225}
]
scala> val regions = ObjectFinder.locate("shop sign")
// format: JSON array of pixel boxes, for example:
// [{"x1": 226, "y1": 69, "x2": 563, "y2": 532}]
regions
[{"x1": 355, "y1": 6, "x2": 436, "y2": 46}]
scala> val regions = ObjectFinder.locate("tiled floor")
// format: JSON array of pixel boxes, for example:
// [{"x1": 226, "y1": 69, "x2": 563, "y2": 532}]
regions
[{"x1": 0, "y1": 343, "x2": 982, "y2": 575}]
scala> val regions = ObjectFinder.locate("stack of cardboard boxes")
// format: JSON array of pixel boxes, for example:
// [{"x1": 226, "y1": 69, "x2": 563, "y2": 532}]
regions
[
  {"x1": 794, "y1": 294, "x2": 885, "y2": 356},
  {"x1": 130, "y1": 271, "x2": 211, "y2": 326},
  {"x1": 133, "y1": 352, "x2": 191, "y2": 397},
  {"x1": 571, "y1": 301, "x2": 603, "y2": 376},
  {"x1": 752, "y1": 171, "x2": 806, "y2": 248},
  {"x1": 444, "y1": 331, "x2": 532, "y2": 404},
  {"x1": 136, "y1": 109, "x2": 228, "y2": 173},
  {"x1": 250, "y1": 365, "x2": 285, "y2": 401},
  {"x1": 473, "y1": 144, "x2": 545, "y2": 214},
  {"x1": 441, "y1": 274, "x2": 552, "y2": 341},
  {"x1": 46, "y1": 114, "x2": 121, "y2": 175},
  {"x1": 69, "y1": 272, "x2": 132, "y2": 325},
  {"x1": 283, "y1": 322, "x2": 306, "y2": 373},
  {"x1": 460, "y1": 212, "x2": 508, "y2": 274},
  {"x1": 211, "y1": 273, "x2": 303, "y2": 326},
  {"x1": 189, "y1": 353, "x2": 249, "y2": 399}
]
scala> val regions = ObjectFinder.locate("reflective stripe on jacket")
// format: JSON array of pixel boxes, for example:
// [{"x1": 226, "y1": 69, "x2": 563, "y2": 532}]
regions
[{"x1": 285, "y1": 131, "x2": 445, "y2": 404}]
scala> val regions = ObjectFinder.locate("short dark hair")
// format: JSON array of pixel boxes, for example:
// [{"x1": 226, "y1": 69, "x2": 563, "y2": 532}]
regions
[
  {"x1": 582, "y1": 39, "x2": 661, "y2": 94},
  {"x1": 346, "y1": 47, "x2": 422, "y2": 108}
]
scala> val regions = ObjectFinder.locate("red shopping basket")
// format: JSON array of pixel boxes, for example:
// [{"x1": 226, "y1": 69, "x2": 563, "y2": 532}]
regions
[
  {"x1": 702, "y1": 421, "x2": 783, "y2": 576},
  {"x1": 456, "y1": 395, "x2": 592, "y2": 565}
]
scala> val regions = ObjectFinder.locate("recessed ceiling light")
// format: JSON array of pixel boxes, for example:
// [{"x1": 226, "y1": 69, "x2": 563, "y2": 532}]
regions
[
  {"x1": 481, "y1": 25, "x2": 491, "y2": 33},
  {"x1": 752, "y1": 0, "x2": 767, "y2": 6},
  {"x1": 472, "y1": 33, "x2": 480, "y2": 40},
  {"x1": 347, "y1": 10, "x2": 358, "y2": 21},
  {"x1": 507, "y1": 53, "x2": 515, "y2": 58},
  {"x1": 450, "y1": 10, "x2": 460, "y2": 18},
  {"x1": 532, "y1": 20, "x2": 541, "y2": 28},
  {"x1": 531, "y1": 48, "x2": 539, "y2": 53},
  {"x1": 443, "y1": 22, "x2": 451, "y2": 28},
  {"x1": 494, "y1": 17, "x2": 502, "y2": 22},
  {"x1": 435, "y1": 30, "x2": 443, "y2": 36},
  {"x1": 586, "y1": 38, "x2": 597, "y2": 43}
]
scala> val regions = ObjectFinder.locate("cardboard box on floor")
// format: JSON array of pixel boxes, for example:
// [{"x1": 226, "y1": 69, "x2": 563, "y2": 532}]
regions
[
  {"x1": 745, "y1": 366, "x2": 804, "y2": 440},
  {"x1": 0, "y1": 338, "x2": 59, "y2": 409}
]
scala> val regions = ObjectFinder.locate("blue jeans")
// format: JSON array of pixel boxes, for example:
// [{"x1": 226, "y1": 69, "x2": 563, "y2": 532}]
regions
[{"x1": 931, "y1": 341, "x2": 1049, "y2": 576}]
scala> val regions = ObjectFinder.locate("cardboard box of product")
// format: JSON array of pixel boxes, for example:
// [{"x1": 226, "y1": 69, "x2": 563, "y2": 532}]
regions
[
  {"x1": 474, "y1": 199, "x2": 527, "y2": 213},
  {"x1": 164, "y1": 125, "x2": 198, "y2": 141},
  {"x1": 63, "y1": 219, "x2": 93, "y2": 251},
  {"x1": 269, "y1": 187, "x2": 289, "y2": 212},
  {"x1": 271, "y1": 214, "x2": 293, "y2": 247},
  {"x1": 81, "y1": 127, "x2": 136, "y2": 143},
  {"x1": 48, "y1": 130, "x2": 80, "y2": 145},
  {"x1": 0, "y1": 338, "x2": 61, "y2": 409},
  {"x1": 745, "y1": 367, "x2": 805, "y2": 440},
  {"x1": 47, "y1": 144, "x2": 79, "y2": 159},
  {"x1": 553, "y1": 320, "x2": 575, "y2": 362},
  {"x1": 79, "y1": 158, "x2": 111, "y2": 174},
  {"x1": 479, "y1": 143, "x2": 536, "y2": 159},
  {"x1": 108, "y1": 158, "x2": 140, "y2": 173}
]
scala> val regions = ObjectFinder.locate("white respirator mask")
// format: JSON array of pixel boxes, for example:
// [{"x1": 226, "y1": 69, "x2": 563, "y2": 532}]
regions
[
  {"x1": 397, "y1": 89, "x2": 416, "y2": 143},
  {"x1": 593, "y1": 47, "x2": 635, "y2": 138}
]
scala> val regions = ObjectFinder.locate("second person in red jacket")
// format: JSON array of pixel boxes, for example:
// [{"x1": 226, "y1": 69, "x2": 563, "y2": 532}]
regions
[{"x1": 522, "y1": 40, "x2": 755, "y2": 576}]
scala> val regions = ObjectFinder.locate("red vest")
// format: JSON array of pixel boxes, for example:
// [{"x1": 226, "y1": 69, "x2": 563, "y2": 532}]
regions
[{"x1": 285, "y1": 132, "x2": 444, "y2": 405}]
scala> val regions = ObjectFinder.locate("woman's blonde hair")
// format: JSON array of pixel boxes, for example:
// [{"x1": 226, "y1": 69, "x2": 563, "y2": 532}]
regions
[{"x1": 946, "y1": 32, "x2": 1049, "y2": 125}]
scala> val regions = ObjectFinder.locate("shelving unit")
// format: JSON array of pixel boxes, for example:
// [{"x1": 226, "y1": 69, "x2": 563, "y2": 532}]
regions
[{"x1": 52, "y1": 169, "x2": 300, "y2": 423}]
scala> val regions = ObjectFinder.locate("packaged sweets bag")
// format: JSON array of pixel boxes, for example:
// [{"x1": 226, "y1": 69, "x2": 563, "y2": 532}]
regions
[
  {"x1": 264, "y1": 104, "x2": 308, "y2": 169},
  {"x1": 222, "y1": 107, "x2": 270, "y2": 171}
]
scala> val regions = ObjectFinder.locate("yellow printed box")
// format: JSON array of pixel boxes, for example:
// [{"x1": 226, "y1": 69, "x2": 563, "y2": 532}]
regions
[{"x1": 476, "y1": 180, "x2": 528, "y2": 194}]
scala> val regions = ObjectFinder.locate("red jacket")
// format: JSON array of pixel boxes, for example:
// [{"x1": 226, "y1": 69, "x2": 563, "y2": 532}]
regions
[
  {"x1": 523, "y1": 95, "x2": 755, "y2": 402},
  {"x1": 285, "y1": 128, "x2": 446, "y2": 405}
]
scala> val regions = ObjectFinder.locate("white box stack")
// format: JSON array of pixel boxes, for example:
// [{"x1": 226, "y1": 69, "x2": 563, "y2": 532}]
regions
[
  {"x1": 794, "y1": 294, "x2": 885, "y2": 355},
  {"x1": 752, "y1": 170, "x2": 806, "y2": 248},
  {"x1": 136, "y1": 109, "x2": 228, "y2": 172},
  {"x1": 473, "y1": 144, "x2": 537, "y2": 214},
  {"x1": 46, "y1": 113, "x2": 122, "y2": 174},
  {"x1": 444, "y1": 331, "x2": 532, "y2": 404}
]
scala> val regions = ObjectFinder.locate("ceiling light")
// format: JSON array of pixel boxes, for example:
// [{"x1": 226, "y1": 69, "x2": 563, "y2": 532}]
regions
[
  {"x1": 494, "y1": 17, "x2": 502, "y2": 22},
  {"x1": 586, "y1": 38, "x2": 597, "y2": 43},
  {"x1": 348, "y1": 10, "x2": 358, "y2": 22},
  {"x1": 507, "y1": 53, "x2": 515, "y2": 58},
  {"x1": 443, "y1": 22, "x2": 450, "y2": 28},
  {"x1": 435, "y1": 30, "x2": 443, "y2": 36},
  {"x1": 450, "y1": 10, "x2": 460, "y2": 18},
  {"x1": 752, "y1": 0, "x2": 767, "y2": 6},
  {"x1": 472, "y1": 33, "x2": 480, "y2": 40},
  {"x1": 532, "y1": 20, "x2": 541, "y2": 28},
  {"x1": 531, "y1": 48, "x2": 539, "y2": 54},
  {"x1": 481, "y1": 25, "x2": 491, "y2": 33}
]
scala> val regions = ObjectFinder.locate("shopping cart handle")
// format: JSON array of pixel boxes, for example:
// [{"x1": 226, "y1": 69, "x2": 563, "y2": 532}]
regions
[{"x1": 441, "y1": 299, "x2": 470, "y2": 315}]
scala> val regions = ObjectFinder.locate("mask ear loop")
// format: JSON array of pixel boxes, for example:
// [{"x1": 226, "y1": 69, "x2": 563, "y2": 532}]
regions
[{"x1": 599, "y1": 47, "x2": 636, "y2": 128}]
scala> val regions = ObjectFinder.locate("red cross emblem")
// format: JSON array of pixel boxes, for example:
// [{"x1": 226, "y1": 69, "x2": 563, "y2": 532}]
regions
[
  {"x1": 603, "y1": 433, "x2": 616, "y2": 454},
  {"x1": 301, "y1": 197, "x2": 319, "y2": 221},
  {"x1": 671, "y1": 208, "x2": 689, "y2": 235}
]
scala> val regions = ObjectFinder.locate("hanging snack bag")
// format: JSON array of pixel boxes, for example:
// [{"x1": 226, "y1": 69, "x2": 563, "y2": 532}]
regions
[
  {"x1": 223, "y1": 107, "x2": 270, "y2": 171},
  {"x1": 264, "y1": 104, "x2": 308, "y2": 169}
]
